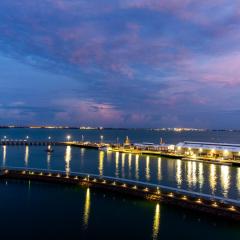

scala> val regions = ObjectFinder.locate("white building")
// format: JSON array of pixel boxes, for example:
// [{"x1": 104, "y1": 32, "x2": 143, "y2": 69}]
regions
[
  {"x1": 134, "y1": 142, "x2": 175, "y2": 152},
  {"x1": 175, "y1": 141, "x2": 240, "y2": 159}
]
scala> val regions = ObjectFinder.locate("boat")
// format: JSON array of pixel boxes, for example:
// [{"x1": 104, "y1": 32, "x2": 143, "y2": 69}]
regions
[
  {"x1": 45, "y1": 145, "x2": 54, "y2": 153},
  {"x1": 99, "y1": 146, "x2": 112, "y2": 151}
]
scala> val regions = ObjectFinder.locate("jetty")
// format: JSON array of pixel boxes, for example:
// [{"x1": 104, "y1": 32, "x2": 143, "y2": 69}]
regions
[
  {"x1": 1, "y1": 139, "x2": 240, "y2": 166},
  {"x1": 0, "y1": 139, "x2": 107, "y2": 149},
  {"x1": 1, "y1": 166, "x2": 240, "y2": 220}
]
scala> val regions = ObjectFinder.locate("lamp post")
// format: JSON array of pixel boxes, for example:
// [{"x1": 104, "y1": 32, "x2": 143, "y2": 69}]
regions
[
  {"x1": 67, "y1": 135, "x2": 71, "y2": 142},
  {"x1": 100, "y1": 135, "x2": 103, "y2": 144}
]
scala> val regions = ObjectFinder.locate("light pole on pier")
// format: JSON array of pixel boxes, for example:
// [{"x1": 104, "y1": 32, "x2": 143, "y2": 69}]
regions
[
  {"x1": 100, "y1": 135, "x2": 103, "y2": 144},
  {"x1": 67, "y1": 135, "x2": 71, "y2": 142}
]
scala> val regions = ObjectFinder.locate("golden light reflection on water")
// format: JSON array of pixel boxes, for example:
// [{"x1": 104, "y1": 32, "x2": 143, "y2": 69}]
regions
[
  {"x1": 192, "y1": 162, "x2": 197, "y2": 187},
  {"x1": 157, "y1": 158, "x2": 161, "y2": 181},
  {"x1": 146, "y1": 156, "x2": 150, "y2": 181},
  {"x1": 135, "y1": 155, "x2": 139, "y2": 180},
  {"x1": 198, "y1": 163, "x2": 204, "y2": 190},
  {"x1": 115, "y1": 152, "x2": 119, "y2": 177},
  {"x1": 2, "y1": 145, "x2": 6, "y2": 166},
  {"x1": 221, "y1": 165, "x2": 230, "y2": 197},
  {"x1": 128, "y1": 154, "x2": 132, "y2": 177},
  {"x1": 99, "y1": 151, "x2": 104, "y2": 176},
  {"x1": 152, "y1": 203, "x2": 160, "y2": 240},
  {"x1": 83, "y1": 188, "x2": 91, "y2": 230},
  {"x1": 176, "y1": 159, "x2": 182, "y2": 187},
  {"x1": 65, "y1": 146, "x2": 71, "y2": 175},
  {"x1": 24, "y1": 146, "x2": 29, "y2": 167},
  {"x1": 106, "y1": 150, "x2": 112, "y2": 162},
  {"x1": 209, "y1": 164, "x2": 217, "y2": 194},
  {"x1": 121, "y1": 153, "x2": 125, "y2": 178},
  {"x1": 237, "y1": 168, "x2": 240, "y2": 195},
  {"x1": 187, "y1": 161, "x2": 192, "y2": 187}
]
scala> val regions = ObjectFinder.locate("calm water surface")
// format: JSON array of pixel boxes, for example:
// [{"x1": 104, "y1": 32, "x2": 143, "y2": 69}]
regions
[{"x1": 1, "y1": 129, "x2": 240, "y2": 239}]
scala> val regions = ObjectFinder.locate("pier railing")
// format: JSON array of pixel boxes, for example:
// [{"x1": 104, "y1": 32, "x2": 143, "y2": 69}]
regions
[{"x1": 1, "y1": 166, "x2": 240, "y2": 207}]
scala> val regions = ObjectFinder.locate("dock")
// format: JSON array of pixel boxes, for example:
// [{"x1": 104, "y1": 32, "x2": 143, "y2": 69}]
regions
[
  {"x1": 0, "y1": 140, "x2": 107, "y2": 149},
  {"x1": 1, "y1": 139, "x2": 240, "y2": 166},
  {"x1": 1, "y1": 166, "x2": 240, "y2": 220}
]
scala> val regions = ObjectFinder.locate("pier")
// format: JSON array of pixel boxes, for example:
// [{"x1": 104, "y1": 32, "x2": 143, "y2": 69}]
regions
[
  {"x1": 0, "y1": 139, "x2": 107, "y2": 149},
  {"x1": 2, "y1": 139, "x2": 240, "y2": 166},
  {"x1": 1, "y1": 166, "x2": 240, "y2": 220}
]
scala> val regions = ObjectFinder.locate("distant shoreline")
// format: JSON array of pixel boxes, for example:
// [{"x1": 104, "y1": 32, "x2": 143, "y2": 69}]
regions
[{"x1": 0, "y1": 126, "x2": 240, "y2": 132}]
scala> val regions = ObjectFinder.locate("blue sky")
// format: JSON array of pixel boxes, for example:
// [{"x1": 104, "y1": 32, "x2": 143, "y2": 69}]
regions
[{"x1": 1, "y1": 0, "x2": 240, "y2": 128}]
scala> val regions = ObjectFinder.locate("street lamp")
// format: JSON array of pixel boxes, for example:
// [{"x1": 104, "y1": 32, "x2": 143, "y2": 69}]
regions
[
  {"x1": 81, "y1": 135, "x2": 84, "y2": 142},
  {"x1": 48, "y1": 136, "x2": 51, "y2": 140},
  {"x1": 100, "y1": 135, "x2": 103, "y2": 144},
  {"x1": 26, "y1": 136, "x2": 29, "y2": 140},
  {"x1": 67, "y1": 135, "x2": 71, "y2": 142}
]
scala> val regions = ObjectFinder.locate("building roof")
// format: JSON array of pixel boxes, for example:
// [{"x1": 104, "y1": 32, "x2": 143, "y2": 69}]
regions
[{"x1": 176, "y1": 141, "x2": 240, "y2": 153}]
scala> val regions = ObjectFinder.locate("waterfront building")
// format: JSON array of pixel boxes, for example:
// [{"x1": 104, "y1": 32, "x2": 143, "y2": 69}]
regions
[
  {"x1": 176, "y1": 141, "x2": 240, "y2": 160},
  {"x1": 134, "y1": 143, "x2": 175, "y2": 152}
]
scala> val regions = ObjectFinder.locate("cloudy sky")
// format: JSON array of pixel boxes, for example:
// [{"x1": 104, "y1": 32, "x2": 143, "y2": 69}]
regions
[{"x1": 0, "y1": 0, "x2": 240, "y2": 128}]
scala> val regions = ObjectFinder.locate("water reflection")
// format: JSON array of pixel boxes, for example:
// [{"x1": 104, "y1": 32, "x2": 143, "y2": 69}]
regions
[
  {"x1": 24, "y1": 146, "x2": 29, "y2": 168},
  {"x1": 198, "y1": 163, "x2": 204, "y2": 190},
  {"x1": 65, "y1": 146, "x2": 71, "y2": 175},
  {"x1": 237, "y1": 168, "x2": 240, "y2": 195},
  {"x1": 146, "y1": 156, "x2": 150, "y2": 181},
  {"x1": 2, "y1": 145, "x2": 6, "y2": 167},
  {"x1": 83, "y1": 188, "x2": 91, "y2": 230},
  {"x1": 115, "y1": 152, "x2": 119, "y2": 177},
  {"x1": 128, "y1": 154, "x2": 132, "y2": 178},
  {"x1": 157, "y1": 158, "x2": 161, "y2": 181},
  {"x1": 221, "y1": 165, "x2": 230, "y2": 197},
  {"x1": 99, "y1": 151, "x2": 104, "y2": 176},
  {"x1": 176, "y1": 159, "x2": 182, "y2": 188},
  {"x1": 152, "y1": 203, "x2": 160, "y2": 240},
  {"x1": 106, "y1": 151, "x2": 112, "y2": 162},
  {"x1": 135, "y1": 155, "x2": 139, "y2": 180},
  {"x1": 187, "y1": 161, "x2": 192, "y2": 187},
  {"x1": 121, "y1": 153, "x2": 125, "y2": 178},
  {"x1": 47, "y1": 153, "x2": 51, "y2": 170},
  {"x1": 192, "y1": 162, "x2": 197, "y2": 187},
  {"x1": 80, "y1": 148, "x2": 85, "y2": 158},
  {"x1": 209, "y1": 164, "x2": 217, "y2": 194},
  {"x1": 80, "y1": 148, "x2": 85, "y2": 165}
]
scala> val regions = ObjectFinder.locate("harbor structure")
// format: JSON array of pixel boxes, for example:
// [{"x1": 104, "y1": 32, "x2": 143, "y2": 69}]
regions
[
  {"x1": 134, "y1": 143, "x2": 175, "y2": 152},
  {"x1": 176, "y1": 141, "x2": 240, "y2": 160},
  {"x1": 1, "y1": 166, "x2": 240, "y2": 220}
]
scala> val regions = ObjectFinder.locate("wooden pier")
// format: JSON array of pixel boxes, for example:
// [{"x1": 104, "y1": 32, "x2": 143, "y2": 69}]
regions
[{"x1": 1, "y1": 166, "x2": 240, "y2": 220}]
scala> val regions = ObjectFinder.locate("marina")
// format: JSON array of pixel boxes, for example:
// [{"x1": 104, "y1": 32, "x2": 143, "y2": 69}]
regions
[
  {"x1": 2, "y1": 137, "x2": 240, "y2": 166},
  {"x1": 1, "y1": 129, "x2": 240, "y2": 239}
]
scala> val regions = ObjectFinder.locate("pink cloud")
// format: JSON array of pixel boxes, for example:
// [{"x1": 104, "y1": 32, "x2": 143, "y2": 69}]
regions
[{"x1": 53, "y1": 98, "x2": 124, "y2": 125}]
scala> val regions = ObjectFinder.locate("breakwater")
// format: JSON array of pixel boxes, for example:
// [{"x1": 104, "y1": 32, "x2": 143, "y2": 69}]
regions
[{"x1": 1, "y1": 166, "x2": 240, "y2": 220}]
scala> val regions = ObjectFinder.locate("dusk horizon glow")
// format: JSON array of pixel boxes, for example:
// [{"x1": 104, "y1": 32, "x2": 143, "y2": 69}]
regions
[{"x1": 1, "y1": 1, "x2": 240, "y2": 128}]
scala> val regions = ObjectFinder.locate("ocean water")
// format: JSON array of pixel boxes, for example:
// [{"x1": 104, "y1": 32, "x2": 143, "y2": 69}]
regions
[{"x1": 0, "y1": 129, "x2": 240, "y2": 239}]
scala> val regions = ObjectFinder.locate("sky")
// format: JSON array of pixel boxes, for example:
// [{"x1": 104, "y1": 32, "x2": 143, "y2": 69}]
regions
[{"x1": 1, "y1": 0, "x2": 240, "y2": 128}]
